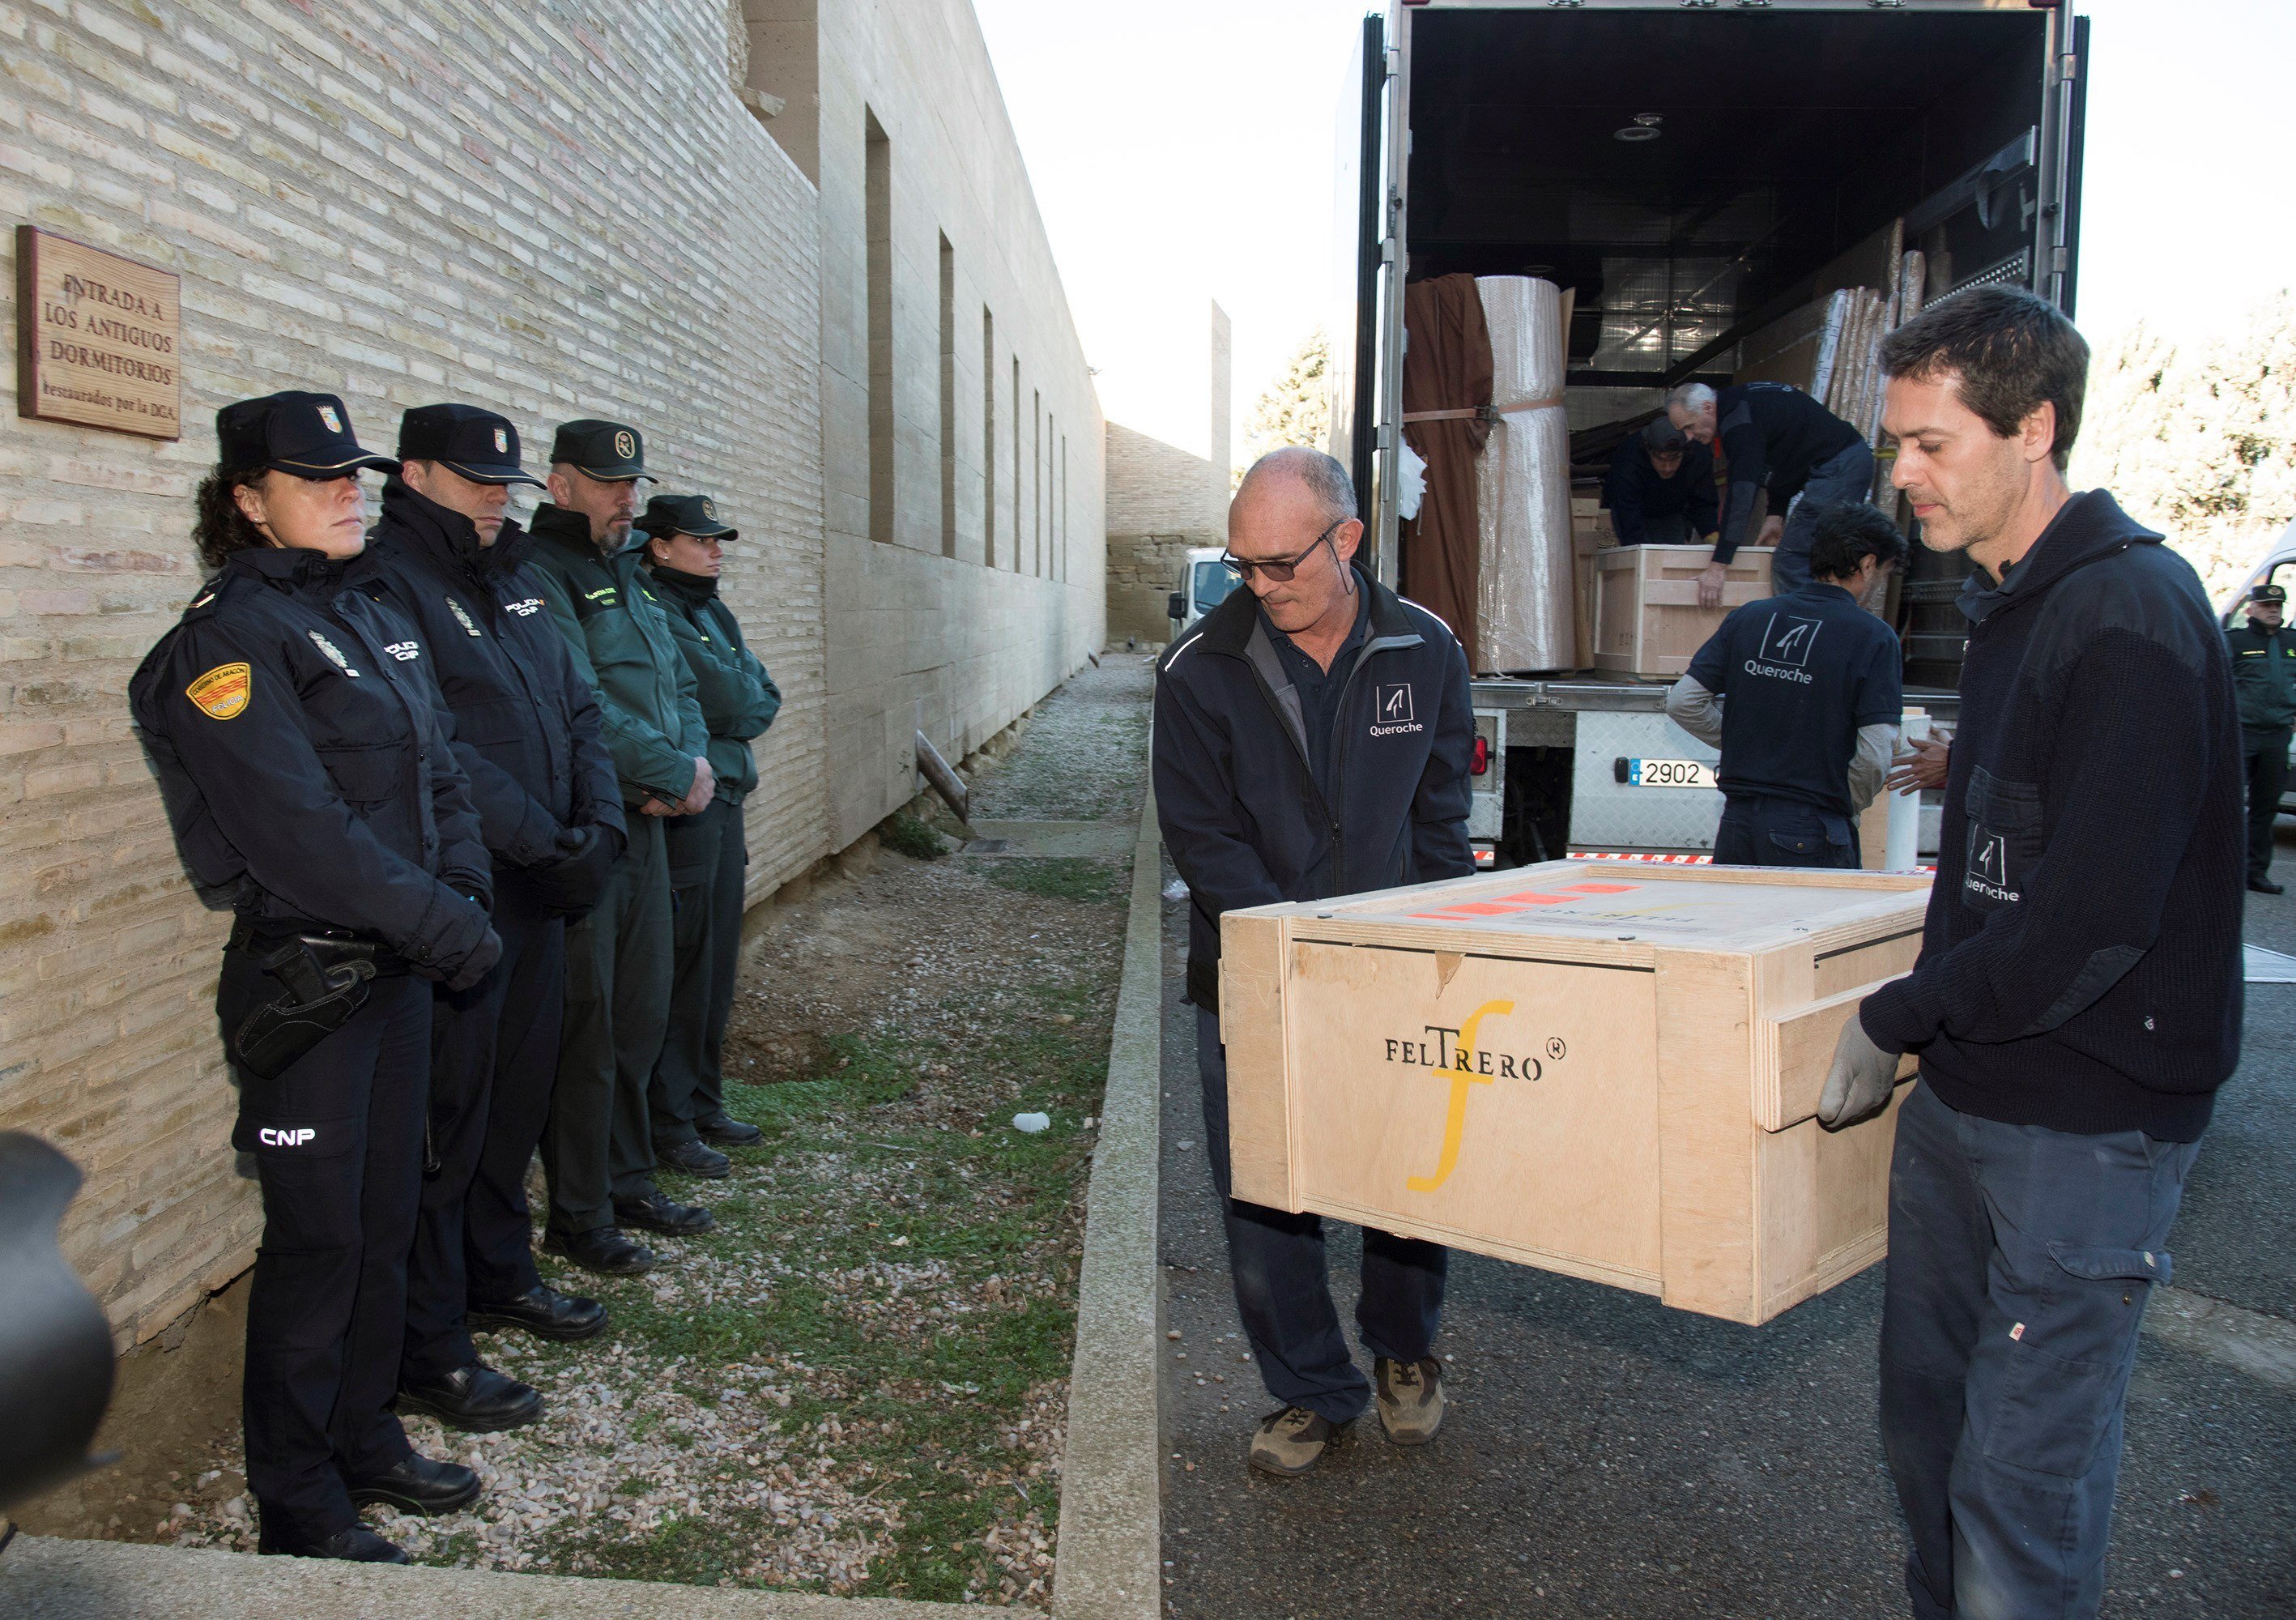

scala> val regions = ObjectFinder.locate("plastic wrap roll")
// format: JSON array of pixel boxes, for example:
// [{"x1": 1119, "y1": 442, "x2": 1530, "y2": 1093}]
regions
[{"x1": 1474, "y1": 276, "x2": 1574, "y2": 673}]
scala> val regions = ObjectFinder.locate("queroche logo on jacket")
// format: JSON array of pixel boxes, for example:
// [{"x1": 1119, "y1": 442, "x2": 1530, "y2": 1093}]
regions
[
  {"x1": 1371, "y1": 681, "x2": 1422, "y2": 737},
  {"x1": 1965, "y1": 823, "x2": 2021, "y2": 905}
]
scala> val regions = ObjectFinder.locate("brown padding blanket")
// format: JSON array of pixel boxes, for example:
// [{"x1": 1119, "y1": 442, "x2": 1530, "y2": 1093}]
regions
[{"x1": 1400, "y1": 274, "x2": 1494, "y2": 671}]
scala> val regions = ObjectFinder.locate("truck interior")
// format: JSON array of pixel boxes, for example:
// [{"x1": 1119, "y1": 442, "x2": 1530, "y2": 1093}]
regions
[{"x1": 1401, "y1": 6, "x2": 2063, "y2": 416}]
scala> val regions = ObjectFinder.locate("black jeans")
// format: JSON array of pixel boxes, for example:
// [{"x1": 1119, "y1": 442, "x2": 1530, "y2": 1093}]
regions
[
  {"x1": 1714, "y1": 793, "x2": 1858, "y2": 869},
  {"x1": 218, "y1": 956, "x2": 428, "y2": 1541},
  {"x1": 1881, "y1": 1082, "x2": 2199, "y2": 1619},
  {"x1": 1769, "y1": 441, "x2": 1878, "y2": 595},
  {"x1": 2241, "y1": 725, "x2": 2288, "y2": 881},
  {"x1": 403, "y1": 884, "x2": 563, "y2": 1379},
  {"x1": 1196, "y1": 1007, "x2": 1446, "y2": 1424}
]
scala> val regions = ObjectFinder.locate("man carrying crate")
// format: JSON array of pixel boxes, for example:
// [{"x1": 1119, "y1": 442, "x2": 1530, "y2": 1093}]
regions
[
  {"x1": 1154, "y1": 447, "x2": 1477, "y2": 1477},
  {"x1": 1820, "y1": 288, "x2": 2243, "y2": 1620}
]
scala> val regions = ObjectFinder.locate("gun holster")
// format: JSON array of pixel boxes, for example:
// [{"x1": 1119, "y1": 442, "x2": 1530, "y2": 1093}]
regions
[{"x1": 229, "y1": 937, "x2": 381, "y2": 1081}]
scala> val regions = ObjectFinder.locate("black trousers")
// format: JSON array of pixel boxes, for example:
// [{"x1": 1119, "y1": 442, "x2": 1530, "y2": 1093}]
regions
[
  {"x1": 545, "y1": 814, "x2": 671, "y2": 1234},
  {"x1": 654, "y1": 796, "x2": 749, "y2": 1143},
  {"x1": 2242, "y1": 725, "x2": 2289, "y2": 881},
  {"x1": 217, "y1": 954, "x2": 428, "y2": 1542},
  {"x1": 1713, "y1": 793, "x2": 1859, "y2": 869},
  {"x1": 402, "y1": 885, "x2": 563, "y2": 1381}
]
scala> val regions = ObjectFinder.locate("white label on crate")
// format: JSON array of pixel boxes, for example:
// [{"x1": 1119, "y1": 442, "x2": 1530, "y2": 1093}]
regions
[{"x1": 1627, "y1": 758, "x2": 1708, "y2": 789}]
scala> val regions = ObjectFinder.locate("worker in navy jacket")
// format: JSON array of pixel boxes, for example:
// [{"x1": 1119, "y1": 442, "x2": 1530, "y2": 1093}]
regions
[
  {"x1": 131, "y1": 392, "x2": 500, "y2": 1563},
  {"x1": 1154, "y1": 447, "x2": 1474, "y2": 1478},
  {"x1": 355, "y1": 404, "x2": 629, "y2": 1441},
  {"x1": 1603, "y1": 416, "x2": 1718, "y2": 546},
  {"x1": 1821, "y1": 290, "x2": 2242, "y2": 1620}
]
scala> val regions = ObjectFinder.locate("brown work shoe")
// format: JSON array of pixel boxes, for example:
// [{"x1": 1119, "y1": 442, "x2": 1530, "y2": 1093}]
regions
[
  {"x1": 1375, "y1": 1356, "x2": 1446, "y2": 1445},
  {"x1": 1247, "y1": 1405, "x2": 1342, "y2": 1476}
]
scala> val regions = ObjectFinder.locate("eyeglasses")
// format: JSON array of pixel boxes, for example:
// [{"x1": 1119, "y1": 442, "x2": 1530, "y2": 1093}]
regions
[{"x1": 1220, "y1": 520, "x2": 1345, "y2": 583}]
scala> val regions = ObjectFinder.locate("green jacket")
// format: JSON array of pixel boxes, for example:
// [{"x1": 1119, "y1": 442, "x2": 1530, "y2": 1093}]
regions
[
  {"x1": 528, "y1": 504, "x2": 707, "y2": 808},
  {"x1": 645, "y1": 563, "x2": 781, "y2": 802},
  {"x1": 2226, "y1": 616, "x2": 2296, "y2": 732}
]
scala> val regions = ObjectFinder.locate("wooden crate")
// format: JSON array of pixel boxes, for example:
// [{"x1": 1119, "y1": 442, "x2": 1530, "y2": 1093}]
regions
[
  {"x1": 1593, "y1": 545, "x2": 1774, "y2": 679},
  {"x1": 1217, "y1": 860, "x2": 1928, "y2": 1325}
]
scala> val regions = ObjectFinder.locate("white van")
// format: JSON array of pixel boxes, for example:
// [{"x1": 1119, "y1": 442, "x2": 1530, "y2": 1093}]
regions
[{"x1": 1166, "y1": 547, "x2": 1241, "y2": 637}]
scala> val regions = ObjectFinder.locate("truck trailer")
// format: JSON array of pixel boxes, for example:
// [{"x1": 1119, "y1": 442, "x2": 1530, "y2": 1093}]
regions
[{"x1": 1327, "y1": 0, "x2": 2086, "y2": 864}]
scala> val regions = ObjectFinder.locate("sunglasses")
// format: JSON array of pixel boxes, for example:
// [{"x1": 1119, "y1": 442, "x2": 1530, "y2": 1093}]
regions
[{"x1": 1220, "y1": 520, "x2": 1345, "y2": 583}]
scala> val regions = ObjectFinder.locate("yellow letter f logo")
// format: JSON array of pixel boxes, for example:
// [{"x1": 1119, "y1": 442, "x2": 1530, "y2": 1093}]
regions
[{"x1": 1406, "y1": 999, "x2": 1514, "y2": 1193}]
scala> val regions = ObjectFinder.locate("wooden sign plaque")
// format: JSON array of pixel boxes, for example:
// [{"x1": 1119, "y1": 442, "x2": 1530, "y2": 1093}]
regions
[{"x1": 16, "y1": 225, "x2": 181, "y2": 440}]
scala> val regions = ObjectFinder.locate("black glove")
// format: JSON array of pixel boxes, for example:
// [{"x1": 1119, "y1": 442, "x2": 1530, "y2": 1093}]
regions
[
  {"x1": 439, "y1": 923, "x2": 503, "y2": 993},
  {"x1": 523, "y1": 822, "x2": 620, "y2": 918}
]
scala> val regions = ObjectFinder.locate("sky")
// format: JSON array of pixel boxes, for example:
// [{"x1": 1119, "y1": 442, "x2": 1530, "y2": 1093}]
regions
[{"x1": 971, "y1": 0, "x2": 2296, "y2": 468}]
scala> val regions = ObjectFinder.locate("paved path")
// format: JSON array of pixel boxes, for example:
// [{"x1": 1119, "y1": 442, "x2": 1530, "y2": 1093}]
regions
[{"x1": 1156, "y1": 845, "x2": 2296, "y2": 1618}]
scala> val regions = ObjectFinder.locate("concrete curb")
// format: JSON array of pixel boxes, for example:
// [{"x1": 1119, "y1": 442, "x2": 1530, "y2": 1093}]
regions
[
  {"x1": 1050, "y1": 786, "x2": 1165, "y2": 1620},
  {"x1": 0, "y1": 1535, "x2": 962, "y2": 1619}
]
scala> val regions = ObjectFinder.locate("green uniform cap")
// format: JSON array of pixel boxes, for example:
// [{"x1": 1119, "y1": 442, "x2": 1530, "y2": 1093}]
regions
[
  {"x1": 550, "y1": 417, "x2": 654, "y2": 482},
  {"x1": 637, "y1": 492, "x2": 738, "y2": 542}
]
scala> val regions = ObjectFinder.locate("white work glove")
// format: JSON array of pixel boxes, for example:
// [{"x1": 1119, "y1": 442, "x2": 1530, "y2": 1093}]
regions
[{"x1": 1817, "y1": 1010, "x2": 1899, "y2": 1131}]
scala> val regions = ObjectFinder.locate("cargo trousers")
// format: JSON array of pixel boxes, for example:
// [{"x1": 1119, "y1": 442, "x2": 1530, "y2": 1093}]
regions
[
  {"x1": 654, "y1": 794, "x2": 748, "y2": 1145},
  {"x1": 1881, "y1": 1081, "x2": 2199, "y2": 1620},
  {"x1": 544, "y1": 815, "x2": 671, "y2": 1234},
  {"x1": 217, "y1": 953, "x2": 428, "y2": 1544},
  {"x1": 1197, "y1": 1007, "x2": 1446, "y2": 1425},
  {"x1": 1770, "y1": 441, "x2": 1878, "y2": 595}
]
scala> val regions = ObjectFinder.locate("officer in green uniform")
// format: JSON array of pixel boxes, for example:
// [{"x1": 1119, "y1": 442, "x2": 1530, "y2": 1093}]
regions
[
  {"x1": 526, "y1": 421, "x2": 715, "y2": 1273},
  {"x1": 2226, "y1": 580, "x2": 2295, "y2": 893},
  {"x1": 638, "y1": 495, "x2": 782, "y2": 1170}
]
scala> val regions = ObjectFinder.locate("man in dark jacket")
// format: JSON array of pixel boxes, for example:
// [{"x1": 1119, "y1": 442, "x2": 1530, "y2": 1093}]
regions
[
  {"x1": 1821, "y1": 288, "x2": 2243, "y2": 1620},
  {"x1": 528, "y1": 420, "x2": 717, "y2": 1274},
  {"x1": 1603, "y1": 417, "x2": 1718, "y2": 546},
  {"x1": 1668, "y1": 378, "x2": 1872, "y2": 600},
  {"x1": 2225, "y1": 581, "x2": 2294, "y2": 893},
  {"x1": 356, "y1": 404, "x2": 628, "y2": 1433},
  {"x1": 1155, "y1": 447, "x2": 1475, "y2": 1477},
  {"x1": 639, "y1": 494, "x2": 782, "y2": 1164}
]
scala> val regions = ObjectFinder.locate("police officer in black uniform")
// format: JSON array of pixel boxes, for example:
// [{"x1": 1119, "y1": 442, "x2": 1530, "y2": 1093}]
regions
[
  {"x1": 1665, "y1": 501, "x2": 1907, "y2": 867},
  {"x1": 2226, "y1": 581, "x2": 2296, "y2": 893},
  {"x1": 130, "y1": 393, "x2": 503, "y2": 1562},
  {"x1": 355, "y1": 405, "x2": 629, "y2": 1434}
]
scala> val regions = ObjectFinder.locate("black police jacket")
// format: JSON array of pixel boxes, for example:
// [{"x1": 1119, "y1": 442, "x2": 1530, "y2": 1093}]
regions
[
  {"x1": 1153, "y1": 568, "x2": 1476, "y2": 1011},
  {"x1": 352, "y1": 481, "x2": 627, "y2": 870},
  {"x1": 130, "y1": 546, "x2": 496, "y2": 976}
]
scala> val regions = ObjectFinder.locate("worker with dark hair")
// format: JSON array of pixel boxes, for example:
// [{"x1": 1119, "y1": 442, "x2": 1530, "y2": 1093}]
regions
[
  {"x1": 1665, "y1": 501, "x2": 1906, "y2": 868},
  {"x1": 1602, "y1": 417, "x2": 1718, "y2": 546},
  {"x1": 1823, "y1": 286, "x2": 2243, "y2": 1620}
]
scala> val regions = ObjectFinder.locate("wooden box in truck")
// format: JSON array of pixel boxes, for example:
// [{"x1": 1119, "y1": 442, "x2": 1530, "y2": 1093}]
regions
[
  {"x1": 1216, "y1": 860, "x2": 1927, "y2": 1325},
  {"x1": 1594, "y1": 545, "x2": 1774, "y2": 680}
]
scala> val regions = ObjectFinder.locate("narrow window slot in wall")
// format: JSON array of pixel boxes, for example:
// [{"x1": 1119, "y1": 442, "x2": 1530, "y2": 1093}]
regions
[
  {"x1": 982, "y1": 308, "x2": 995, "y2": 567},
  {"x1": 938, "y1": 232, "x2": 955, "y2": 558},
  {"x1": 865, "y1": 109, "x2": 893, "y2": 544}
]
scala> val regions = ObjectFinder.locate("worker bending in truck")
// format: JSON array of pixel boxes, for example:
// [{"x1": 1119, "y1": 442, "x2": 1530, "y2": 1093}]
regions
[
  {"x1": 1603, "y1": 416, "x2": 1718, "y2": 547},
  {"x1": 2226, "y1": 581, "x2": 2294, "y2": 893},
  {"x1": 1820, "y1": 288, "x2": 2242, "y2": 1620},
  {"x1": 1664, "y1": 502, "x2": 1905, "y2": 868},
  {"x1": 1668, "y1": 378, "x2": 1872, "y2": 603},
  {"x1": 1154, "y1": 446, "x2": 1475, "y2": 1477}
]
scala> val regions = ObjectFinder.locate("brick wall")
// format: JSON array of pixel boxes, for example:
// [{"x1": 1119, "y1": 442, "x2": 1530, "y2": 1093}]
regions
[{"x1": 0, "y1": 0, "x2": 827, "y2": 1344}]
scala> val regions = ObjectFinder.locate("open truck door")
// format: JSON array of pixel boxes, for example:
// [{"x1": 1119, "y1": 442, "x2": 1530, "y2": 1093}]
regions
[{"x1": 1327, "y1": 7, "x2": 1408, "y2": 583}]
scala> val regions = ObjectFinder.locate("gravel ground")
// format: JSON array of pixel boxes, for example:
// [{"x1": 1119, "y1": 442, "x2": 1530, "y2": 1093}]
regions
[{"x1": 147, "y1": 658, "x2": 1153, "y2": 1607}]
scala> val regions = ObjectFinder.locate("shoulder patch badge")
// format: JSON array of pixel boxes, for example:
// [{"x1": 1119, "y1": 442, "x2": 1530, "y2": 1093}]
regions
[
  {"x1": 446, "y1": 595, "x2": 483, "y2": 637},
  {"x1": 309, "y1": 630, "x2": 361, "y2": 677},
  {"x1": 186, "y1": 662, "x2": 251, "y2": 720}
]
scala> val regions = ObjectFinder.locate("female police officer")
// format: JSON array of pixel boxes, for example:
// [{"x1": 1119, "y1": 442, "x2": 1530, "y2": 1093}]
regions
[{"x1": 130, "y1": 392, "x2": 503, "y2": 1562}]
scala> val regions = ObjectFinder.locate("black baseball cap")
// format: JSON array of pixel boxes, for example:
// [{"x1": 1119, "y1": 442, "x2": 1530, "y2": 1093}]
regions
[
  {"x1": 1642, "y1": 418, "x2": 1689, "y2": 452},
  {"x1": 550, "y1": 418, "x2": 654, "y2": 482},
  {"x1": 396, "y1": 403, "x2": 545, "y2": 488},
  {"x1": 216, "y1": 391, "x2": 398, "y2": 480},
  {"x1": 2253, "y1": 582, "x2": 2287, "y2": 605},
  {"x1": 636, "y1": 493, "x2": 738, "y2": 542}
]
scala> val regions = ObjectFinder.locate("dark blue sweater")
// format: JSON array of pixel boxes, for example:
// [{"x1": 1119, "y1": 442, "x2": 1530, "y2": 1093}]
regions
[{"x1": 1859, "y1": 491, "x2": 2243, "y2": 1141}]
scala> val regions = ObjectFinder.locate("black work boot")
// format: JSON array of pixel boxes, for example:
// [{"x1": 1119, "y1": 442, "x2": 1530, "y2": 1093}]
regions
[
  {"x1": 345, "y1": 1452, "x2": 483, "y2": 1516},
  {"x1": 656, "y1": 1137, "x2": 731, "y2": 1179},
  {"x1": 396, "y1": 1362, "x2": 543, "y2": 1433},
  {"x1": 697, "y1": 1115, "x2": 763, "y2": 1147},
  {"x1": 469, "y1": 1283, "x2": 607, "y2": 1341},
  {"x1": 257, "y1": 1521, "x2": 411, "y2": 1562},
  {"x1": 543, "y1": 1225, "x2": 657, "y2": 1276},
  {"x1": 614, "y1": 1190, "x2": 717, "y2": 1235}
]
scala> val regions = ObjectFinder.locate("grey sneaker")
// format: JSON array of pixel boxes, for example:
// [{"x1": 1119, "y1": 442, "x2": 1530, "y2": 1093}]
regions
[
  {"x1": 1375, "y1": 1356, "x2": 1446, "y2": 1445},
  {"x1": 1248, "y1": 1405, "x2": 1341, "y2": 1477}
]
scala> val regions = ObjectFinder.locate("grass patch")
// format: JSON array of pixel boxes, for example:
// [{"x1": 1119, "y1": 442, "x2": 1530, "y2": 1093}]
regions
[
  {"x1": 881, "y1": 812, "x2": 948, "y2": 861},
  {"x1": 982, "y1": 855, "x2": 1123, "y2": 904}
]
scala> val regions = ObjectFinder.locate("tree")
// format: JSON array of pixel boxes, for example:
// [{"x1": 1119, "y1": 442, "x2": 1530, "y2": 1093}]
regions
[
  {"x1": 1237, "y1": 329, "x2": 1332, "y2": 488},
  {"x1": 2074, "y1": 290, "x2": 2296, "y2": 603}
]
